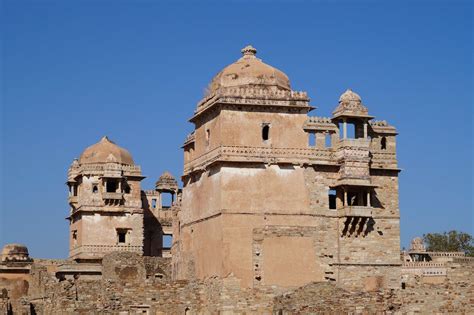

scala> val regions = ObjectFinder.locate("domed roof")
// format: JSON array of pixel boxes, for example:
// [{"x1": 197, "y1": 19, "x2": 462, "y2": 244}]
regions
[
  {"x1": 332, "y1": 89, "x2": 372, "y2": 119},
  {"x1": 1, "y1": 244, "x2": 30, "y2": 262},
  {"x1": 79, "y1": 136, "x2": 134, "y2": 165},
  {"x1": 339, "y1": 89, "x2": 362, "y2": 103},
  {"x1": 155, "y1": 171, "x2": 178, "y2": 192},
  {"x1": 207, "y1": 45, "x2": 291, "y2": 94}
]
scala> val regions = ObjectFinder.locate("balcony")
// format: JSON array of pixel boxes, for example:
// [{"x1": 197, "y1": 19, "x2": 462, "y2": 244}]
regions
[
  {"x1": 102, "y1": 192, "x2": 123, "y2": 200},
  {"x1": 338, "y1": 206, "x2": 373, "y2": 218},
  {"x1": 69, "y1": 244, "x2": 142, "y2": 258}
]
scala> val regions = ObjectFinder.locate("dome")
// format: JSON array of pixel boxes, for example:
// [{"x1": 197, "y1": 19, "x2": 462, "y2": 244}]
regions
[
  {"x1": 79, "y1": 136, "x2": 134, "y2": 165},
  {"x1": 332, "y1": 89, "x2": 372, "y2": 119},
  {"x1": 339, "y1": 89, "x2": 362, "y2": 103},
  {"x1": 207, "y1": 45, "x2": 291, "y2": 94},
  {"x1": 1, "y1": 244, "x2": 31, "y2": 262},
  {"x1": 155, "y1": 171, "x2": 178, "y2": 192}
]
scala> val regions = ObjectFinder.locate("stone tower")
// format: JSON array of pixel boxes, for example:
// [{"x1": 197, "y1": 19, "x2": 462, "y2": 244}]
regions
[
  {"x1": 67, "y1": 136, "x2": 144, "y2": 260},
  {"x1": 174, "y1": 45, "x2": 401, "y2": 290},
  {"x1": 142, "y1": 171, "x2": 179, "y2": 258}
]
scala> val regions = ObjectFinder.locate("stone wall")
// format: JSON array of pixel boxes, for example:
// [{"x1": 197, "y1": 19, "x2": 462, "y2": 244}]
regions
[{"x1": 1, "y1": 253, "x2": 472, "y2": 314}]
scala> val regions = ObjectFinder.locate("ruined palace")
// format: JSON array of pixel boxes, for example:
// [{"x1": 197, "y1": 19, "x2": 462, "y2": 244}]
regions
[{"x1": 1, "y1": 45, "x2": 472, "y2": 314}]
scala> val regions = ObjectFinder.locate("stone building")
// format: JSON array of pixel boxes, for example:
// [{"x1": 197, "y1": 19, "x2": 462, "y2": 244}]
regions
[
  {"x1": 66, "y1": 136, "x2": 177, "y2": 260},
  {"x1": 1, "y1": 45, "x2": 473, "y2": 315},
  {"x1": 174, "y1": 45, "x2": 401, "y2": 290}
]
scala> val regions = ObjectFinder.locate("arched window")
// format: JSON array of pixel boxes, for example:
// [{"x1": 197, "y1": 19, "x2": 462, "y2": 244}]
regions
[
  {"x1": 262, "y1": 124, "x2": 270, "y2": 141},
  {"x1": 92, "y1": 185, "x2": 98, "y2": 193},
  {"x1": 381, "y1": 136, "x2": 387, "y2": 150}
]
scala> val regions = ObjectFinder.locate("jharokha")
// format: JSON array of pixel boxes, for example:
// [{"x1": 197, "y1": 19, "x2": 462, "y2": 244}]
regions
[{"x1": 1, "y1": 46, "x2": 472, "y2": 314}]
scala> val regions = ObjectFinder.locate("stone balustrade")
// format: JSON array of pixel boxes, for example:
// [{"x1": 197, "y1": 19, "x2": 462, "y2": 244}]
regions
[
  {"x1": 102, "y1": 192, "x2": 123, "y2": 200},
  {"x1": 69, "y1": 245, "x2": 143, "y2": 257},
  {"x1": 337, "y1": 206, "x2": 373, "y2": 218},
  {"x1": 337, "y1": 138, "x2": 371, "y2": 149},
  {"x1": 184, "y1": 145, "x2": 335, "y2": 174}
]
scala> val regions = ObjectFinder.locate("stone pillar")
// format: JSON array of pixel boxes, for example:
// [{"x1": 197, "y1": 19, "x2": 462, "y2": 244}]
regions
[
  {"x1": 367, "y1": 190, "x2": 371, "y2": 207},
  {"x1": 343, "y1": 189, "x2": 347, "y2": 206},
  {"x1": 363, "y1": 122, "x2": 368, "y2": 139},
  {"x1": 343, "y1": 119, "x2": 347, "y2": 139}
]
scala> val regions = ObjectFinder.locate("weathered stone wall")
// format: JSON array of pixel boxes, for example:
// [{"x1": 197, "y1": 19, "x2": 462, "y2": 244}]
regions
[{"x1": 1, "y1": 253, "x2": 472, "y2": 314}]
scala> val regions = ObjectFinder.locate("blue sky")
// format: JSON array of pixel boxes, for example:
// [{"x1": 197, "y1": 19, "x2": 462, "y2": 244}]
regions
[{"x1": 1, "y1": 0, "x2": 472, "y2": 258}]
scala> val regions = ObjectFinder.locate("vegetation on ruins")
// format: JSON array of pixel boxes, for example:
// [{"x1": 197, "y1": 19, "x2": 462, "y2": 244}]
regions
[{"x1": 423, "y1": 231, "x2": 474, "y2": 257}]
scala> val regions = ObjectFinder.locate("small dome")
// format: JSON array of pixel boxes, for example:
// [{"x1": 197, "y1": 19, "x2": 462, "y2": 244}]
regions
[
  {"x1": 207, "y1": 45, "x2": 291, "y2": 94},
  {"x1": 155, "y1": 171, "x2": 178, "y2": 192},
  {"x1": 339, "y1": 89, "x2": 362, "y2": 103},
  {"x1": 79, "y1": 136, "x2": 134, "y2": 165},
  {"x1": 1, "y1": 244, "x2": 31, "y2": 262}
]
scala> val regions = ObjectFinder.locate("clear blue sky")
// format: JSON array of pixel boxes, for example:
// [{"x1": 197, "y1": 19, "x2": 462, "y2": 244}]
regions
[{"x1": 1, "y1": 0, "x2": 472, "y2": 258}]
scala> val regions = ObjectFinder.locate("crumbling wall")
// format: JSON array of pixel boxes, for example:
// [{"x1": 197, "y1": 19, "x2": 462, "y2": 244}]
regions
[{"x1": 1, "y1": 253, "x2": 472, "y2": 314}]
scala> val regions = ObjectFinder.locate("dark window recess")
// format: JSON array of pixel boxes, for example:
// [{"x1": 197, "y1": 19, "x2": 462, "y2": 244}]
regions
[
  {"x1": 106, "y1": 181, "x2": 117, "y2": 193},
  {"x1": 262, "y1": 125, "x2": 270, "y2": 141},
  {"x1": 328, "y1": 189, "x2": 337, "y2": 209},
  {"x1": 151, "y1": 199, "x2": 157, "y2": 209},
  {"x1": 117, "y1": 230, "x2": 127, "y2": 243},
  {"x1": 381, "y1": 136, "x2": 387, "y2": 150},
  {"x1": 124, "y1": 185, "x2": 131, "y2": 194},
  {"x1": 92, "y1": 185, "x2": 98, "y2": 193}
]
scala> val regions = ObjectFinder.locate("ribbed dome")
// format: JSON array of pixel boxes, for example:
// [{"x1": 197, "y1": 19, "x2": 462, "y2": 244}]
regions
[
  {"x1": 79, "y1": 136, "x2": 134, "y2": 165},
  {"x1": 207, "y1": 45, "x2": 291, "y2": 94},
  {"x1": 339, "y1": 89, "x2": 362, "y2": 103}
]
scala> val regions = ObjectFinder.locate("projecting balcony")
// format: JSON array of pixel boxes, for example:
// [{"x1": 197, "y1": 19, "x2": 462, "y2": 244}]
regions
[
  {"x1": 337, "y1": 206, "x2": 373, "y2": 218},
  {"x1": 102, "y1": 192, "x2": 123, "y2": 200}
]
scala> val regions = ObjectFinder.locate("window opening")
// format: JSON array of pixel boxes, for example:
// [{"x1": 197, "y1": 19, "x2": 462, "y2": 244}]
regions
[
  {"x1": 117, "y1": 230, "x2": 127, "y2": 244},
  {"x1": 106, "y1": 181, "x2": 117, "y2": 193},
  {"x1": 161, "y1": 193, "x2": 173, "y2": 208},
  {"x1": 381, "y1": 136, "x2": 387, "y2": 150},
  {"x1": 328, "y1": 189, "x2": 337, "y2": 209},
  {"x1": 151, "y1": 199, "x2": 157, "y2": 209},
  {"x1": 262, "y1": 124, "x2": 270, "y2": 141},
  {"x1": 206, "y1": 129, "x2": 210, "y2": 146},
  {"x1": 163, "y1": 234, "x2": 173, "y2": 248},
  {"x1": 92, "y1": 185, "x2": 98, "y2": 193},
  {"x1": 124, "y1": 184, "x2": 131, "y2": 194},
  {"x1": 325, "y1": 133, "x2": 331, "y2": 148},
  {"x1": 309, "y1": 133, "x2": 316, "y2": 146}
]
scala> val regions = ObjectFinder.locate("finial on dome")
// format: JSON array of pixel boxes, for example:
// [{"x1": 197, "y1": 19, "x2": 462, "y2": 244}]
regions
[
  {"x1": 101, "y1": 136, "x2": 109, "y2": 142},
  {"x1": 241, "y1": 45, "x2": 257, "y2": 56}
]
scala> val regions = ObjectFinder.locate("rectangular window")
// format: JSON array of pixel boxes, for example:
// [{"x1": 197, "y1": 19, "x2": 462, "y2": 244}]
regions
[
  {"x1": 328, "y1": 189, "x2": 337, "y2": 209},
  {"x1": 117, "y1": 229, "x2": 127, "y2": 244},
  {"x1": 106, "y1": 181, "x2": 117, "y2": 193},
  {"x1": 309, "y1": 133, "x2": 316, "y2": 146},
  {"x1": 151, "y1": 198, "x2": 157, "y2": 209},
  {"x1": 161, "y1": 193, "x2": 173, "y2": 208},
  {"x1": 163, "y1": 234, "x2": 173, "y2": 248}
]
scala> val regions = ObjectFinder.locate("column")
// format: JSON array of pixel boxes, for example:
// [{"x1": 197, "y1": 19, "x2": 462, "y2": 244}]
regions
[
  {"x1": 363, "y1": 122, "x2": 368, "y2": 139},
  {"x1": 367, "y1": 190, "x2": 371, "y2": 207},
  {"x1": 343, "y1": 188, "x2": 347, "y2": 206},
  {"x1": 343, "y1": 119, "x2": 347, "y2": 139}
]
